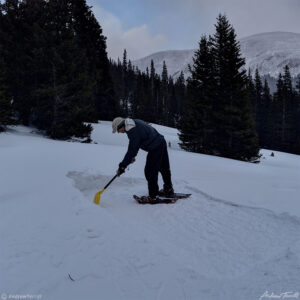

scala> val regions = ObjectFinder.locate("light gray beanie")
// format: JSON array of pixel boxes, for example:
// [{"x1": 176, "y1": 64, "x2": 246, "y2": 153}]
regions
[{"x1": 112, "y1": 117, "x2": 125, "y2": 133}]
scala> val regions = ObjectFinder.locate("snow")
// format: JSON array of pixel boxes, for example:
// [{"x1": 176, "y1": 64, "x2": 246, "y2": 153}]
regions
[
  {"x1": 1, "y1": 122, "x2": 300, "y2": 300},
  {"x1": 240, "y1": 32, "x2": 300, "y2": 78},
  {"x1": 133, "y1": 49, "x2": 195, "y2": 80},
  {"x1": 133, "y1": 31, "x2": 300, "y2": 80}
]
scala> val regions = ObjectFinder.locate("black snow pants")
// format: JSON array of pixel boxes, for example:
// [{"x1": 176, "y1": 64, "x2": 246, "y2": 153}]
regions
[{"x1": 144, "y1": 139, "x2": 172, "y2": 198}]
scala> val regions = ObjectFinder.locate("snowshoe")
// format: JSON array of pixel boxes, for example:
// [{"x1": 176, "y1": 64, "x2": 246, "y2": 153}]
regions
[{"x1": 133, "y1": 193, "x2": 191, "y2": 205}]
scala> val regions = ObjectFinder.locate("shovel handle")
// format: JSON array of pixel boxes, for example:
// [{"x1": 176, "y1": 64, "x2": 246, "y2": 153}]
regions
[{"x1": 104, "y1": 174, "x2": 118, "y2": 190}]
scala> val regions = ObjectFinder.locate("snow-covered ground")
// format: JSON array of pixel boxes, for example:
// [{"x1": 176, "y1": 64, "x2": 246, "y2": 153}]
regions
[{"x1": 1, "y1": 122, "x2": 300, "y2": 300}]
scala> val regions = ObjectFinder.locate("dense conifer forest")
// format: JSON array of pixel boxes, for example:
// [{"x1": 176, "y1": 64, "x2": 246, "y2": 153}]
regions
[{"x1": 0, "y1": 2, "x2": 299, "y2": 160}]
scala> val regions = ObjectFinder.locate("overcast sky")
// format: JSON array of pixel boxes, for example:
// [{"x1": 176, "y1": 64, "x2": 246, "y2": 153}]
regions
[{"x1": 86, "y1": 0, "x2": 300, "y2": 61}]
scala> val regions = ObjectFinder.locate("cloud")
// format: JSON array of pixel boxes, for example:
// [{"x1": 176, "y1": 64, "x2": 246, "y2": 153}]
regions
[
  {"x1": 148, "y1": 0, "x2": 300, "y2": 38},
  {"x1": 203, "y1": 0, "x2": 300, "y2": 38},
  {"x1": 91, "y1": 5, "x2": 168, "y2": 61},
  {"x1": 88, "y1": 0, "x2": 300, "y2": 60},
  {"x1": 140, "y1": 0, "x2": 300, "y2": 39}
]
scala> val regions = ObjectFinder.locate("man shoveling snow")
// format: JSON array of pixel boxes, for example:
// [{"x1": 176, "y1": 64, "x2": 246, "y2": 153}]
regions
[{"x1": 112, "y1": 117, "x2": 175, "y2": 203}]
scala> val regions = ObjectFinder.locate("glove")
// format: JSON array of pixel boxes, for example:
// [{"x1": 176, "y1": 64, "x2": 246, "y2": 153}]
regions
[{"x1": 117, "y1": 165, "x2": 125, "y2": 176}]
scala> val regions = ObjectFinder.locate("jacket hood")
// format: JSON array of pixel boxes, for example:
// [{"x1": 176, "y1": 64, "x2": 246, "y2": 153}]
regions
[{"x1": 125, "y1": 118, "x2": 136, "y2": 131}]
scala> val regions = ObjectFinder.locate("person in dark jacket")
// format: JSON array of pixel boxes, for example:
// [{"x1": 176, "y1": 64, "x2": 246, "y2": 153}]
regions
[{"x1": 112, "y1": 117, "x2": 174, "y2": 200}]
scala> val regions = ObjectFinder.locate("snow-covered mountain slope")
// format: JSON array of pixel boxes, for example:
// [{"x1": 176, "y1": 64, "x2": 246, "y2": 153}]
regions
[
  {"x1": 133, "y1": 49, "x2": 195, "y2": 79},
  {"x1": 133, "y1": 31, "x2": 300, "y2": 80},
  {"x1": 241, "y1": 32, "x2": 300, "y2": 78},
  {"x1": 1, "y1": 123, "x2": 300, "y2": 300}
]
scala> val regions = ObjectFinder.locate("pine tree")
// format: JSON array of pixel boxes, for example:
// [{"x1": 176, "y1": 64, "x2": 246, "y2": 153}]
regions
[
  {"x1": 29, "y1": 0, "x2": 93, "y2": 139},
  {"x1": 0, "y1": 0, "x2": 35, "y2": 125},
  {"x1": 281, "y1": 65, "x2": 295, "y2": 151},
  {"x1": 0, "y1": 58, "x2": 13, "y2": 131},
  {"x1": 294, "y1": 77, "x2": 300, "y2": 154},
  {"x1": 296, "y1": 75, "x2": 300, "y2": 94},
  {"x1": 283, "y1": 65, "x2": 293, "y2": 95},
  {"x1": 109, "y1": 56, "x2": 159, "y2": 124},
  {"x1": 0, "y1": 0, "x2": 118, "y2": 139},
  {"x1": 210, "y1": 15, "x2": 259, "y2": 161},
  {"x1": 70, "y1": 0, "x2": 118, "y2": 121},
  {"x1": 122, "y1": 49, "x2": 128, "y2": 73},
  {"x1": 0, "y1": 6, "x2": 13, "y2": 131},
  {"x1": 161, "y1": 61, "x2": 168, "y2": 123},
  {"x1": 246, "y1": 69, "x2": 256, "y2": 121},
  {"x1": 270, "y1": 66, "x2": 295, "y2": 152},
  {"x1": 254, "y1": 69, "x2": 263, "y2": 107},
  {"x1": 254, "y1": 69, "x2": 264, "y2": 144},
  {"x1": 149, "y1": 59, "x2": 159, "y2": 122},
  {"x1": 121, "y1": 49, "x2": 129, "y2": 114},
  {"x1": 174, "y1": 71, "x2": 185, "y2": 122},
  {"x1": 260, "y1": 79, "x2": 273, "y2": 148},
  {"x1": 179, "y1": 16, "x2": 259, "y2": 161},
  {"x1": 109, "y1": 58, "x2": 124, "y2": 115},
  {"x1": 132, "y1": 70, "x2": 148, "y2": 120},
  {"x1": 272, "y1": 73, "x2": 284, "y2": 150},
  {"x1": 179, "y1": 35, "x2": 215, "y2": 153}
]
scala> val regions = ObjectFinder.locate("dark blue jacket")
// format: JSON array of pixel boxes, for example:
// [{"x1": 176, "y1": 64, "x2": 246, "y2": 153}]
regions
[{"x1": 120, "y1": 119, "x2": 164, "y2": 168}]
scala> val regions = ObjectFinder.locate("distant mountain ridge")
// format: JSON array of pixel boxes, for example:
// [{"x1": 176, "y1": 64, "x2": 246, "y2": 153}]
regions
[{"x1": 133, "y1": 32, "x2": 300, "y2": 84}]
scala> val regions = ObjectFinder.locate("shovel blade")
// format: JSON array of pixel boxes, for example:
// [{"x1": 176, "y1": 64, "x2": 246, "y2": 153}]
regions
[{"x1": 94, "y1": 189, "x2": 104, "y2": 205}]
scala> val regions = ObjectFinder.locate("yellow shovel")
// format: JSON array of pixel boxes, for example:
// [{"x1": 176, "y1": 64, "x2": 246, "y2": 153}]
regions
[{"x1": 93, "y1": 174, "x2": 118, "y2": 205}]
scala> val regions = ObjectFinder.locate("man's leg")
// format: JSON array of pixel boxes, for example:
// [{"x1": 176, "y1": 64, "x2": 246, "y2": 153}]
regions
[
  {"x1": 144, "y1": 143, "x2": 164, "y2": 198},
  {"x1": 159, "y1": 140, "x2": 173, "y2": 192}
]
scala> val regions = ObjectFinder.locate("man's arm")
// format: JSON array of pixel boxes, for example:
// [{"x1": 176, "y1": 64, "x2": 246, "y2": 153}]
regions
[{"x1": 120, "y1": 133, "x2": 141, "y2": 168}]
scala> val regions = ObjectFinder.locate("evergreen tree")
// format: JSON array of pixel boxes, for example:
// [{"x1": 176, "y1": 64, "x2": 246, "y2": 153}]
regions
[
  {"x1": 121, "y1": 49, "x2": 129, "y2": 114},
  {"x1": 283, "y1": 65, "x2": 293, "y2": 95},
  {"x1": 296, "y1": 75, "x2": 300, "y2": 94},
  {"x1": 161, "y1": 61, "x2": 168, "y2": 123},
  {"x1": 267, "y1": 66, "x2": 300, "y2": 154},
  {"x1": 0, "y1": 7, "x2": 13, "y2": 131},
  {"x1": 260, "y1": 79, "x2": 273, "y2": 148},
  {"x1": 179, "y1": 35, "x2": 215, "y2": 153},
  {"x1": 272, "y1": 73, "x2": 284, "y2": 150},
  {"x1": 131, "y1": 70, "x2": 148, "y2": 120},
  {"x1": 210, "y1": 15, "x2": 259, "y2": 161},
  {"x1": 149, "y1": 59, "x2": 159, "y2": 122},
  {"x1": 281, "y1": 65, "x2": 295, "y2": 151},
  {"x1": 174, "y1": 71, "x2": 185, "y2": 123},
  {"x1": 150, "y1": 60, "x2": 155, "y2": 85},
  {"x1": 0, "y1": 0, "x2": 117, "y2": 139},
  {"x1": 254, "y1": 69, "x2": 263, "y2": 106},
  {"x1": 294, "y1": 78, "x2": 300, "y2": 154},
  {"x1": 0, "y1": 0, "x2": 35, "y2": 125},
  {"x1": 109, "y1": 58, "x2": 124, "y2": 115},
  {"x1": 70, "y1": 0, "x2": 118, "y2": 121},
  {"x1": 180, "y1": 16, "x2": 259, "y2": 161},
  {"x1": 109, "y1": 53, "x2": 185, "y2": 128},
  {"x1": 122, "y1": 49, "x2": 128, "y2": 73},
  {"x1": 29, "y1": 0, "x2": 93, "y2": 139},
  {"x1": 0, "y1": 58, "x2": 13, "y2": 131},
  {"x1": 270, "y1": 66, "x2": 295, "y2": 152},
  {"x1": 246, "y1": 69, "x2": 256, "y2": 118},
  {"x1": 254, "y1": 69, "x2": 264, "y2": 144}
]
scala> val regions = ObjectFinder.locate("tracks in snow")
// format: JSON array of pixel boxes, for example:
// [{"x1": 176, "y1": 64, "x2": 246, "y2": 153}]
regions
[{"x1": 66, "y1": 171, "x2": 300, "y2": 299}]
